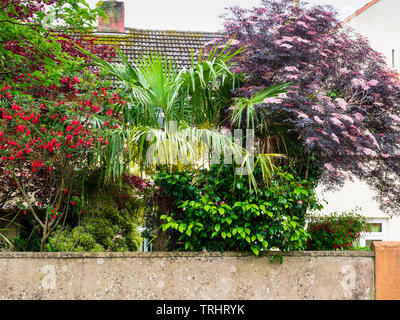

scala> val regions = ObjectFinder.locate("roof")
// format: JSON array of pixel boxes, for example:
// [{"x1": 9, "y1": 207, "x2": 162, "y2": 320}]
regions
[
  {"x1": 90, "y1": 27, "x2": 222, "y2": 70},
  {"x1": 341, "y1": 0, "x2": 381, "y2": 25}
]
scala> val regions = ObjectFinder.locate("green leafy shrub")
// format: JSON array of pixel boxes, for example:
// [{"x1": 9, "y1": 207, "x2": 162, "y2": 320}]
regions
[
  {"x1": 154, "y1": 163, "x2": 323, "y2": 254},
  {"x1": 306, "y1": 208, "x2": 367, "y2": 251},
  {"x1": 49, "y1": 226, "x2": 105, "y2": 252},
  {"x1": 47, "y1": 193, "x2": 143, "y2": 252}
]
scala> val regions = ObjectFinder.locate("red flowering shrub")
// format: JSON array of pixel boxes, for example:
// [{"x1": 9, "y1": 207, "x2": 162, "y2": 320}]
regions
[
  {"x1": 212, "y1": 0, "x2": 400, "y2": 213},
  {"x1": 0, "y1": 0, "x2": 124, "y2": 250},
  {"x1": 0, "y1": 72, "x2": 126, "y2": 250},
  {"x1": 306, "y1": 208, "x2": 367, "y2": 250}
]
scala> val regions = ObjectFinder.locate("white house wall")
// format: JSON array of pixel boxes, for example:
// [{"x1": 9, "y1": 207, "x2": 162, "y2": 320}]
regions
[
  {"x1": 315, "y1": 177, "x2": 400, "y2": 242},
  {"x1": 346, "y1": 0, "x2": 400, "y2": 71}
]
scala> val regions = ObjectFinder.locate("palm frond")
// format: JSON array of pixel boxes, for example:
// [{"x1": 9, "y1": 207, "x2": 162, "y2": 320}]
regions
[
  {"x1": 231, "y1": 83, "x2": 291, "y2": 129},
  {"x1": 74, "y1": 39, "x2": 286, "y2": 191}
]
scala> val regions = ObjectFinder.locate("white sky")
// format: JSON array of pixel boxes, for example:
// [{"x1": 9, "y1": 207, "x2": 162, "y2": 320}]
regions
[{"x1": 86, "y1": 0, "x2": 372, "y2": 32}]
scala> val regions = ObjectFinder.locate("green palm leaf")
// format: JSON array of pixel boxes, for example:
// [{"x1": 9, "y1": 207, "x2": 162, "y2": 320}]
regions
[{"x1": 74, "y1": 39, "x2": 286, "y2": 191}]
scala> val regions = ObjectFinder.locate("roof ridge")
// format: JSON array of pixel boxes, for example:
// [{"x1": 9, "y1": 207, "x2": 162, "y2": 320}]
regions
[
  {"x1": 93, "y1": 26, "x2": 222, "y2": 36},
  {"x1": 126, "y1": 27, "x2": 222, "y2": 35},
  {"x1": 341, "y1": 0, "x2": 381, "y2": 25}
]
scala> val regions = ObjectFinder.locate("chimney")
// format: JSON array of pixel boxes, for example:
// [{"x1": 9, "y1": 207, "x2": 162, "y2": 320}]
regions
[{"x1": 97, "y1": 1, "x2": 125, "y2": 33}]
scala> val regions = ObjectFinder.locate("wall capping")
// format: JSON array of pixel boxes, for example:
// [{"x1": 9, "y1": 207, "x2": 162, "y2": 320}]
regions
[{"x1": 0, "y1": 251, "x2": 375, "y2": 259}]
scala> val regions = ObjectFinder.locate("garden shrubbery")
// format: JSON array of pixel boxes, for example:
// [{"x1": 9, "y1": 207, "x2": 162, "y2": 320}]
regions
[
  {"x1": 47, "y1": 194, "x2": 143, "y2": 252},
  {"x1": 9, "y1": 175, "x2": 148, "y2": 252},
  {"x1": 306, "y1": 208, "x2": 367, "y2": 251},
  {"x1": 1, "y1": 0, "x2": 390, "y2": 254},
  {"x1": 154, "y1": 163, "x2": 323, "y2": 254}
]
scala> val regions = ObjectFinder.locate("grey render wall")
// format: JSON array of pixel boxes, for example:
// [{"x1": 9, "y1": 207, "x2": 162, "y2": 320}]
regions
[{"x1": 0, "y1": 251, "x2": 375, "y2": 300}]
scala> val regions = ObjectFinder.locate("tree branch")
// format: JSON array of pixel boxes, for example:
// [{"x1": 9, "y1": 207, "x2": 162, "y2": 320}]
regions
[{"x1": 8, "y1": 167, "x2": 45, "y2": 230}]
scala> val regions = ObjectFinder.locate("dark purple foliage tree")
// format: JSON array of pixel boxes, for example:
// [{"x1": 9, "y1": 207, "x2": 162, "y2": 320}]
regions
[{"x1": 212, "y1": 0, "x2": 400, "y2": 214}]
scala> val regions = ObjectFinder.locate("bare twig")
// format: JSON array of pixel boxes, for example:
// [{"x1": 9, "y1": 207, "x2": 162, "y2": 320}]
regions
[{"x1": 8, "y1": 167, "x2": 45, "y2": 230}]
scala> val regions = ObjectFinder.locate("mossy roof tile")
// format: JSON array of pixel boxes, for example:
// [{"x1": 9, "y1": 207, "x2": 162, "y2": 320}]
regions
[{"x1": 90, "y1": 27, "x2": 222, "y2": 69}]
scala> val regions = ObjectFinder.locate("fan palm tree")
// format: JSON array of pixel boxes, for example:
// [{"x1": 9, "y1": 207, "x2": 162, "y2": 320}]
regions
[{"x1": 77, "y1": 40, "x2": 288, "y2": 192}]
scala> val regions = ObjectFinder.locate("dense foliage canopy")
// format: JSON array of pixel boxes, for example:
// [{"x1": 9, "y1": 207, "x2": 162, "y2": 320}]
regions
[
  {"x1": 0, "y1": 0, "x2": 131, "y2": 251},
  {"x1": 212, "y1": 0, "x2": 400, "y2": 214},
  {"x1": 155, "y1": 163, "x2": 322, "y2": 254}
]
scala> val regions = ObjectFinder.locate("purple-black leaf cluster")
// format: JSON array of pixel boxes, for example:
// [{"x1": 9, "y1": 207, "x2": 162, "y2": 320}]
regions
[{"x1": 211, "y1": 0, "x2": 400, "y2": 214}]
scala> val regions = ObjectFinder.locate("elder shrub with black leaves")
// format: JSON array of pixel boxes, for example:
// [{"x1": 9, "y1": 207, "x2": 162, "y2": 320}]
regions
[{"x1": 210, "y1": 0, "x2": 400, "y2": 214}]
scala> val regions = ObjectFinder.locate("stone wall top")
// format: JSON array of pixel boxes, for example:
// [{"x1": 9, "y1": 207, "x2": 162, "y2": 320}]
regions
[{"x1": 0, "y1": 251, "x2": 375, "y2": 259}]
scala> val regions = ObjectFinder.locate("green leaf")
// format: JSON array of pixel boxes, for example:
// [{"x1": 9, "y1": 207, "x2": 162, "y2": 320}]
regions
[
  {"x1": 214, "y1": 223, "x2": 221, "y2": 232},
  {"x1": 262, "y1": 240, "x2": 268, "y2": 248},
  {"x1": 270, "y1": 255, "x2": 283, "y2": 264},
  {"x1": 161, "y1": 223, "x2": 170, "y2": 231},
  {"x1": 178, "y1": 224, "x2": 185, "y2": 233},
  {"x1": 251, "y1": 245, "x2": 260, "y2": 255}
]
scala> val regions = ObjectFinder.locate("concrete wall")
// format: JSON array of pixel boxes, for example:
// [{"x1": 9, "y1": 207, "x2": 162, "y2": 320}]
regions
[{"x1": 0, "y1": 251, "x2": 375, "y2": 300}]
